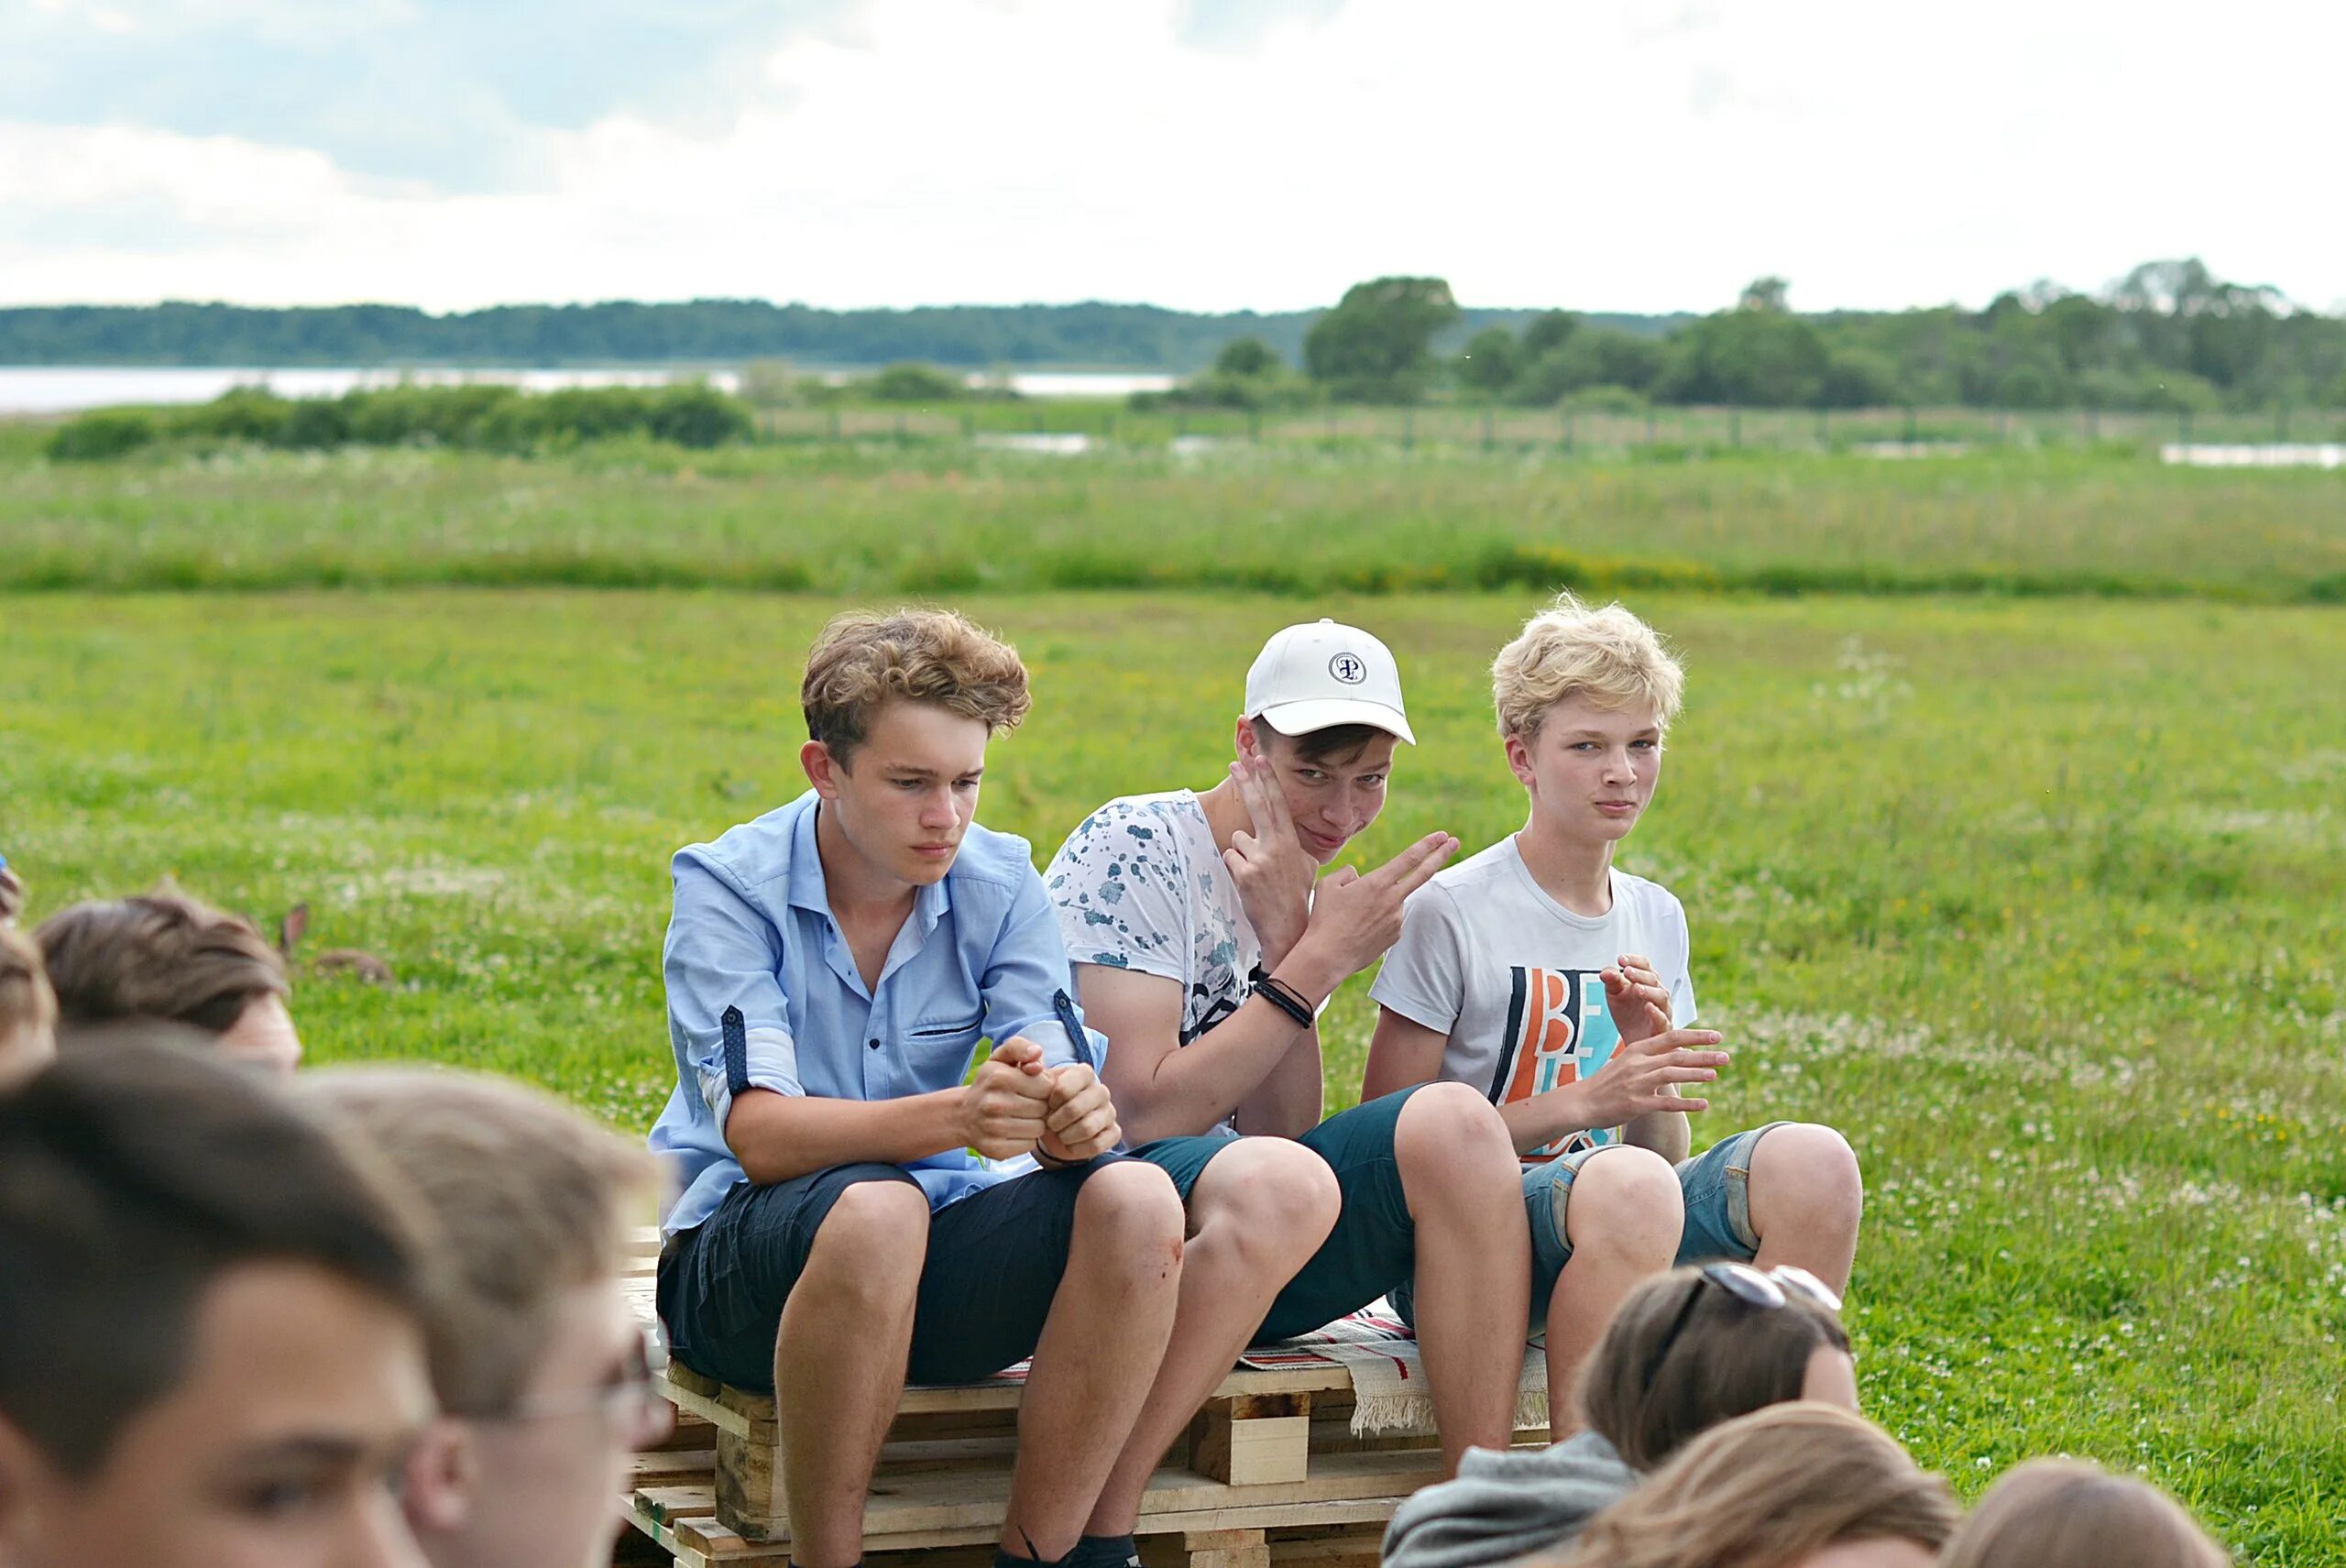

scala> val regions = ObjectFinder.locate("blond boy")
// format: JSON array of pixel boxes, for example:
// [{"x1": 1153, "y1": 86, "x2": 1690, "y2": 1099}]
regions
[{"x1": 1364, "y1": 594, "x2": 1863, "y2": 1431}]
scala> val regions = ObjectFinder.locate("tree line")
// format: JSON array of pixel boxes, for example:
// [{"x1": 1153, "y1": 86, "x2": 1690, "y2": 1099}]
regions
[{"x1": 1257, "y1": 262, "x2": 2346, "y2": 413}]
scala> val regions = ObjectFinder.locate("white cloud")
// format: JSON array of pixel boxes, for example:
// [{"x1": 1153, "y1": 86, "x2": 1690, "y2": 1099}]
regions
[{"x1": 3, "y1": 0, "x2": 2341, "y2": 315}]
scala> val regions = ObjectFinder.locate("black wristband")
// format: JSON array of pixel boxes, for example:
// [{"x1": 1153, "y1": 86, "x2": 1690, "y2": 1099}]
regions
[
  {"x1": 1032, "y1": 1145, "x2": 1079, "y2": 1171},
  {"x1": 1248, "y1": 965, "x2": 1316, "y2": 1028}
]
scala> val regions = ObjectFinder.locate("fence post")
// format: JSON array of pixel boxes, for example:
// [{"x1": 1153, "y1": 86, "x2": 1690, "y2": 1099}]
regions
[
  {"x1": 2176, "y1": 408, "x2": 2189, "y2": 445},
  {"x1": 1814, "y1": 406, "x2": 1828, "y2": 447},
  {"x1": 1903, "y1": 405, "x2": 1918, "y2": 444},
  {"x1": 1645, "y1": 410, "x2": 1659, "y2": 446},
  {"x1": 1249, "y1": 411, "x2": 1261, "y2": 444},
  {"x1": 1728, "y1": 406, "x2": 1741, "y2": 448},
  {"x1": 1562, "y1": 408, "x2": 1574, "y2": 454},
  {"x1": 828, "y1": 407, "x2": 841, "y2": 442},
  {"x1": 961, "y1": 411, "x2": 975, "y2": 442},
  {"x1": 1481, "y1": 409, "x2": 1494, "y2": 453},
  {"x1": 2276, "y1": 402, "x2": 2291, "y2": 442},
  {"x1": 894, "y1": 411, "x2": 906, "y2": 445}
]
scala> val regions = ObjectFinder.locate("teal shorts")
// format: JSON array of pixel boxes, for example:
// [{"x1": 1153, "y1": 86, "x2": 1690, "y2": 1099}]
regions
[
  {"x1": 1130, "y1": 1085, "x2": 1425, "y2": 1342},
  {"x1": 1521, "y1": 1121, "x2": 1788, "y2": 1321}
]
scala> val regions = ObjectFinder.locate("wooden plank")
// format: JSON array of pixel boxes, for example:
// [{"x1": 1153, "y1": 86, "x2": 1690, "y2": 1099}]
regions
[
  {"x1": 1189, "y1": 1395, "x2": 1311, "y2": 1486},
  {"x1": 709, "y1": 1443, "x2": 1447, "y2": 1543}
]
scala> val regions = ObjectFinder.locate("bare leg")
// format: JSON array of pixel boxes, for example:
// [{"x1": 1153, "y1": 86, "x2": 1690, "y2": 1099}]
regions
[
  {"x1": 1393, "y1": 1083, "x2": 1533, "y2": 1470},
  {"x1": 1086, "y1": 1142, "x2": 1342, "y2": 1535},
  {"x1": 1746, "y1": 1124, "x2": 1865, "y2": 1295},
  {"x1": 771, "y1": 1179, "x2": 930, "y2": 1568},
  {"x1": 1540, "y1": 1146, "x2": 1683, "y2": 1437},
  {"x1": 1002, "y1": 1162, "x2": 1188, "y2": 1559}
]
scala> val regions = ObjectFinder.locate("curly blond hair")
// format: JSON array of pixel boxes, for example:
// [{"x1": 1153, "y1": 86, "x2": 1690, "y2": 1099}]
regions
[
  {"x1": 801, "y1": 608, "x2": 1031, "y2": 764},
  {"x1": 1493, "y1": 591, "x2": 1684, "y2": 741}
]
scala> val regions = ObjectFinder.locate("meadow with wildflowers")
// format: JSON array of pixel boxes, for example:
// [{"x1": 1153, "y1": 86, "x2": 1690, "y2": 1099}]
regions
[{"x1": 4, "y1": 579, "x2": 2342, "y2": 1558}]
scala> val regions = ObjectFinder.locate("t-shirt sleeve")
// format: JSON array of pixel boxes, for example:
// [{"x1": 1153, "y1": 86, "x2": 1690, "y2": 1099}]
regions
[
  {"x1": 1369, "y1": 883, "x2": 1468, "y2": 1034},
  {"x1": 663, "y1": 850, "x2": 803, "y2": 1130},
  {"x1": 1045, "y1": 808, "x2": 1194, "y2": 986},
  {"x1": 1664, "y1": 890, "x2": 1697, "y2": 1027}
]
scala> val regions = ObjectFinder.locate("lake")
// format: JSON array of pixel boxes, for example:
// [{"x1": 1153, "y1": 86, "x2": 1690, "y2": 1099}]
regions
[{"x1": 0, "y1": 366, "x2": 1176, "y2": 414}]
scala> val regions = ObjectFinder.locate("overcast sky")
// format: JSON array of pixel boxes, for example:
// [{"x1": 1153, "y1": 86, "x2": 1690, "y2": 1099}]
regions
[{"x1": 4, "y1": 0, "x2": 2340, "y2": 316}]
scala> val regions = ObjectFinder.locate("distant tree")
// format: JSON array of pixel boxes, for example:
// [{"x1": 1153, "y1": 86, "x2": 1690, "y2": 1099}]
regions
[
  {"x1": 649, "y1": 383, "x2": 756, "y2": 448},
  {"x1": 736, "y1": 358, "x2": 801, "y2": 409},
  {"x1": 864, "y1": 363, "x2": 964, "y2": 401},
  {"x1": 1513, "y1": 329, "x2": 1666, "y2": 404},
  {"x1": 1738, "y1": 276, "x2": 1792, "y2": 313},
  {"x1": 1520, "y1": 311, "x2": 1578, "y2": 357},
  {"x1": 1303, "y1": 277, "x2": 1461, "y2": 403},
  {"x1": 1660, "y1": 308, "x2": 1829, "y2": 405},
  {"x1": 1213, "y1": 337, "x2": 1280, "y2": 377},
  {"x1": 1456, "y1": 325, "x2": 1519, "y2": 397},
  {"x1": 1815, "y1": 349, "x2": 1901, "y2": 409}
]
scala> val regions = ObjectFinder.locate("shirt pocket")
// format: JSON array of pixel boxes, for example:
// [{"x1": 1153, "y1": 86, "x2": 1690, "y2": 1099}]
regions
[{"x1": 905, "y1": 1012, "x2": 987, "y2": 1079}]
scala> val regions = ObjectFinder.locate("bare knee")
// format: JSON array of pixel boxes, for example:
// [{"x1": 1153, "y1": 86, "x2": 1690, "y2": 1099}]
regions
[
  {"x1": 1192, "y1": 1139, "x2": 1341, "y2": 1266},
  {"x1": 1749, "y1": 1123, "x2": 1864, "y2": 1226},
  {"x1": 1393, "y1": 1081, "x2": 1515, "y2": 1180},
  {"x1": 802, "y1": 1178, "x2": 929, "y2": 1299},
  {"x1": 1074, "y1": 1159, "x2": 1188, "y2": 1256},
  {"x1": 1562, "y1": 1146, "x2": 1684, "y2": 1264}
]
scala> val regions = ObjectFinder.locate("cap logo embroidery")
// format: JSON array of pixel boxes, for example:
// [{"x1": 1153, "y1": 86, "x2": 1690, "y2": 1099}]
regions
[{"x1": 1329, "y1": 652, "x2": 1367, "y2": 685}]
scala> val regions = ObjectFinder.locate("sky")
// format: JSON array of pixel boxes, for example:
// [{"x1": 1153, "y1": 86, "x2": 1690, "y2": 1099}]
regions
[{"x1": 4, "y1": 0, "x2": 2341, "y2": 317}]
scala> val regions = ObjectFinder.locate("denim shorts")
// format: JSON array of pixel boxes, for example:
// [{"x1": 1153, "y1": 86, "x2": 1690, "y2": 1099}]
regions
[
  {"x1": 1519, "y1": 1121, "x2": 1790, "y2": 1321},
  {"x1": 656, "y1": 1156, "x2": 1122, "y2": 1392},
  {"x1": 1132, "y1": 1085, "x2": 1425, "y2": 1342}
]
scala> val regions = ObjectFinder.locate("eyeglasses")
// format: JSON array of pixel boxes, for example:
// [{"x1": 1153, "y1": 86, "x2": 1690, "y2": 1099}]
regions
[
  {"x1": 1639, "y1": 1264, "x2": 1845, "y2": 1388},
  {"x1": 478, "y1": 1325, "x2": 672, "y2": 1444}
]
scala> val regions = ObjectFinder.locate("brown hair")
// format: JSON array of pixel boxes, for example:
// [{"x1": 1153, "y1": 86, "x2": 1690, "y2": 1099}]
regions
[
  {"x1": 34, "y1": 892, "x2": 289, "y2": 1036},
  {"x1": 1578, "y1": 1265, "x2": 1852, "y2": 1472},
  {"x1": 801, "y1": 608, "x2": 1030, "y2": 765},
  {"x1": 1545, "y1": 1404, "x2": 1957, "y2": 1568},
  {"x1": 298, "y1": 1068, "x2": 655, "y2": 1418},
  {"x1": 1249, "y1": 718, "x2": 1388, "y2": 768},
  {"x1": 0, "y1": 1031, "x2": 425, "y2": 1474},
  {"x1": 0, "y1": 927, "x2": 56, "y2": 1041},
  {"x1": 0, "y1": 861, "x2": 24, "y2": 926},
  {"x1": 1939, "y1": 1460, "x2": 2231, "y2": 1568}
]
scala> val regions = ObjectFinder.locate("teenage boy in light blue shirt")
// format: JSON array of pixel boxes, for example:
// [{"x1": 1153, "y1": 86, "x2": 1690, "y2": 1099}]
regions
[{"x1": 652, "y1": 609, "x2": 1333, "y2": 1568}]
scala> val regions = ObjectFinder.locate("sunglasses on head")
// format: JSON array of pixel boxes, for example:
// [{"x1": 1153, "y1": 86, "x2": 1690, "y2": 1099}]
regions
[{"x1": 1641, "y1": 1263, "x2": 1844, "y2": 1387}]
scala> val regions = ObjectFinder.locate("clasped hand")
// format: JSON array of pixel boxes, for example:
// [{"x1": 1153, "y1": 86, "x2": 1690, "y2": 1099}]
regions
[{"x1": 960, "y1": 1036, "x2": 1122, "y2": 1163}]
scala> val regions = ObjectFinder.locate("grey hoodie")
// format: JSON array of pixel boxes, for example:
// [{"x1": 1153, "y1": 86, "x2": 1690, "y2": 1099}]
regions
[{"x1": 1380, "y1": 1431, "x2": 1638, "y2": 1568}]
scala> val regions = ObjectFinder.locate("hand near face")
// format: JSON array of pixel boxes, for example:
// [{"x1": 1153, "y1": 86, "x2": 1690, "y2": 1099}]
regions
[{"x1": 1221, "y1": 756, "x2": 1318, "y2": 968}]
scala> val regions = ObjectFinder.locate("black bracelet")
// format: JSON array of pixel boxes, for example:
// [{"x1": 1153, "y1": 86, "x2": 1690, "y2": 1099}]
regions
[
  {"x1": 1248, "y1": 966, "x2": 1316, "y2": 1028},
  {"x1": 1031, "y1": 1145, "x2": 1079, "y2": 1171}
]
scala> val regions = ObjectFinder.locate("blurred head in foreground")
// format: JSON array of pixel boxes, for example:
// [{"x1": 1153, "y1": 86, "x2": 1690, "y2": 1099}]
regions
[
  {"x1": 1581, "y1": 1263, "x2": 1856, "y2": 1471},
  {"x1": 0, "y1": 1033, "x2": 433, "y2": 1568},
  {"x1": 1937, "y1": 1459, "x2": 2231, "y2": 1568},
  {"x1": 1546, "y1": 1403, "x2": 1957, "y2": 1568},
  {"x1": 0, "y1": 927, "x2": 57, "y2": 1090},
  {"x1": 37, "y1": 892, "x2": 301, "y2": 1075},
  {"x1": 299, "y1": 1068, "x2": 664, "y2": 1568}
]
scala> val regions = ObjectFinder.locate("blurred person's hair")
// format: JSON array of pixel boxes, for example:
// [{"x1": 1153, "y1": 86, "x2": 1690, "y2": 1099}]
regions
[
  {"x1": 0, "y1": 1032, "x2": 425, "y2": 1474},
  {"x1": 0, "y1": 860, "x2": 24, "y2": 926},
  {"x1": 1578, "y1": 1265, "x2": 1852, "y2": 1473},
  {"x1": 801, "y1": 608, "x2": 1030, "y2": 765},
  {"x1": 36, "y1": 892, "x2": 289, "y2": 1036},
  {"x1": 1937, "y1": 1459, "x2": 2231, "y2": 1568},
  {"x1": 1543, "y1": 1403, "x2": 1957, "y2": 1568},
  {"x1": 1247, "y1": 718, "x2": 1387, "y2": 766},
  {"x1": 298, "y1": 1067, "x2": 656, "y2": 1417},
  {"x1": 1493, "y1": 591, "x2": 1685, "y2": 741},
  {"x1": 1, "y1": 925, "x2": 58, "y2": 1048}
]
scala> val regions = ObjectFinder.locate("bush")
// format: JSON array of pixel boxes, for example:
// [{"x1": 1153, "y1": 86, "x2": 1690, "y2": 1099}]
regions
[
  {"x1": 864, "y1": 363, "x2": 965, "y2": 402},
  {"x1": 648, "y1": 384, "x2": 755, "y2": 449},
  {"x1": 182, "y1": 387, "x2": 293, "y2": 444},
  {"x1": 46, "y1": 410, "x2": 157, "y2": 461}
]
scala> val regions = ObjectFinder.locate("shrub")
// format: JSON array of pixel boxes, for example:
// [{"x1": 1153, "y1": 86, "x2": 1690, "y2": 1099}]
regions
[{"x1": 46, "y1": 410, "x2": 158, "y2": 461}]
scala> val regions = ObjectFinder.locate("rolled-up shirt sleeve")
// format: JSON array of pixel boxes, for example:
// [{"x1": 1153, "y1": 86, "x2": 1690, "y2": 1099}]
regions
[
  {"x1": 663, "y1": 851, "x2": 803, "y2": 1129},
  {"x1": 981, "y1": 866, "x2": 1107, "y2": 1069}
]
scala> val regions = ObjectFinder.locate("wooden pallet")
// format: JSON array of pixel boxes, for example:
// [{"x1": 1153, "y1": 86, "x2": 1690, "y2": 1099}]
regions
[{"x1": 619, "y1": 1229, "x2": 1511, "y2": 1567}]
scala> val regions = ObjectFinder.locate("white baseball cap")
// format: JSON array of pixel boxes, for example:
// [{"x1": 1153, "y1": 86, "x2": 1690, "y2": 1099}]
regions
[{"x1": 1243, "y1": 619, "x2": 1415, "y2": 744}]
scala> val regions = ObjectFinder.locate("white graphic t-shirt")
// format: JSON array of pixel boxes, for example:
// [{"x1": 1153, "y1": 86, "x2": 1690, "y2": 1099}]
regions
[
  {"x1": 1370, "y1": 837, "x2": 1696, "y2": 1162},
  {"x1": 1046, "y1": 791, "x2": 1260, "y2": 1132}
]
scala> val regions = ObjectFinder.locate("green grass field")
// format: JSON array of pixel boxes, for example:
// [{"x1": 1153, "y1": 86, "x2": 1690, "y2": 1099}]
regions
[
  {"x1": 5, "y1": 441, "x2": 2343, "y2": 601},
  {"x1": 4, "y1": 584, "x2": 2341, "y2": 1559}
]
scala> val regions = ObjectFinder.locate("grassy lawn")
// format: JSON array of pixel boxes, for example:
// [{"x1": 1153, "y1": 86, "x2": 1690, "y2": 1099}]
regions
[
  {"x1": 3, "y1": 587, "x2": 2341, "y2": 1560},
  {"x1": 4, "y1": 442, "x2": 2342, "y2": 601}
]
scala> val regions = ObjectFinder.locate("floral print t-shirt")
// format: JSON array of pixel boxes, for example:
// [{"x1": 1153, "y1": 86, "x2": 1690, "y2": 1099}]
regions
[{"x1": 1045, "y1": 789, "x2": 1259, "y2": 1134}]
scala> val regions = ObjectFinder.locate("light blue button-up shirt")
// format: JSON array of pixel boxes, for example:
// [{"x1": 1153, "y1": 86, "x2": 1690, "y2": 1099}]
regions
[{"x1": 650, "y1": 790, "x2": 1107, "y2": 1234}]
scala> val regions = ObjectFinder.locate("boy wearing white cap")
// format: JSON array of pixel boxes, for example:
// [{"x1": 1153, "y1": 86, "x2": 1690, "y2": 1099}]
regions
[{"x1": 1046, "y1": 620, "x2": 1532, "y2": 1474}]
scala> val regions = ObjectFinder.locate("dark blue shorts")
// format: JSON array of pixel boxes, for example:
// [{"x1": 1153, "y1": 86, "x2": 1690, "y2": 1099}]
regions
[
  {"x1": 656, "y1": 1157, "x2": 1119, "y2": 1391},
  {"x1": 1132, "y1": 1086, "x2": 1424, "y2": 1342}
]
